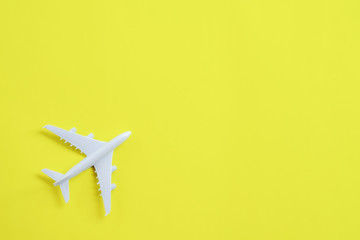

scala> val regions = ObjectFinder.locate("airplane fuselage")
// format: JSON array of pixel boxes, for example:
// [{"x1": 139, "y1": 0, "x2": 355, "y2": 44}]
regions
[{"x1": 54, "y1": 131, "x2": 131, "y2": 186}]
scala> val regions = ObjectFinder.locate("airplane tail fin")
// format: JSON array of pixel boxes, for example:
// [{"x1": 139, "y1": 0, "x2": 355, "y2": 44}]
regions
[{"x1": 42, "y1": 169, "x2": 70, "y2": 203}]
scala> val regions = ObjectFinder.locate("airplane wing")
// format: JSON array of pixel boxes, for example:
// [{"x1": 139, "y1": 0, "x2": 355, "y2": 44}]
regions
[
  {"x1": 44, "y1": 125, "x2": 106, "y2": 155},
  {"x1": 94, "y1": 152, "x2": 113, "y2": 215}
]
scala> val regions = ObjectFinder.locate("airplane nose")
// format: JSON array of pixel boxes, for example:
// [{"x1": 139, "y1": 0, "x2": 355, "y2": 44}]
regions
[
  {"x1": 122, "y1": 131, "x2": 131, "y2": 139},
  {"x1": 114, "y1": 131, "x2": 131, "y2": 145}
]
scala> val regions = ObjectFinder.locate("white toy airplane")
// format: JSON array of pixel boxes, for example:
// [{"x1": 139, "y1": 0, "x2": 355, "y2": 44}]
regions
[{"x1": 42, "y1": 125, "x2": 131, "y2": 216}]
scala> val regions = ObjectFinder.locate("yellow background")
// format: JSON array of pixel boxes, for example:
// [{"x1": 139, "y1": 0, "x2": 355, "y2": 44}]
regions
[{"x1": 1, "y1": 0, "x2": 360, "y2": 239}]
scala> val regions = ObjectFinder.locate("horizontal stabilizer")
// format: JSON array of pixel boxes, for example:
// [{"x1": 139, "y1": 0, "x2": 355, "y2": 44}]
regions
[
  {"x1": 42, "y1": 169, "x2": 63, "y2": 181},
  {"x1": 42, "y1": 169, "x2": 70, "y2": 203},
  {"x1": 59, "y1": 180, "x2": 70, "y2": 203}
]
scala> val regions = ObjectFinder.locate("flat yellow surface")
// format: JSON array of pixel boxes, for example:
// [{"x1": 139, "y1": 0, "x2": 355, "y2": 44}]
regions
[{"x1": 1, "y1": 1, "x2": 360, "y2": 239}]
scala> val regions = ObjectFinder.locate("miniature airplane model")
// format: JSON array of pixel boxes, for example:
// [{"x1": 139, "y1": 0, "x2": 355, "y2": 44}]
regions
[{"x1": 42, "y1": 125, "x2": 131, "y2": 215}]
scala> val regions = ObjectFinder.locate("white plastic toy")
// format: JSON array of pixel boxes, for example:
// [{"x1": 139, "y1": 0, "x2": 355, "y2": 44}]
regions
[{"x1": 42, "y1": 125, "x2": 131, "y2": 215}]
